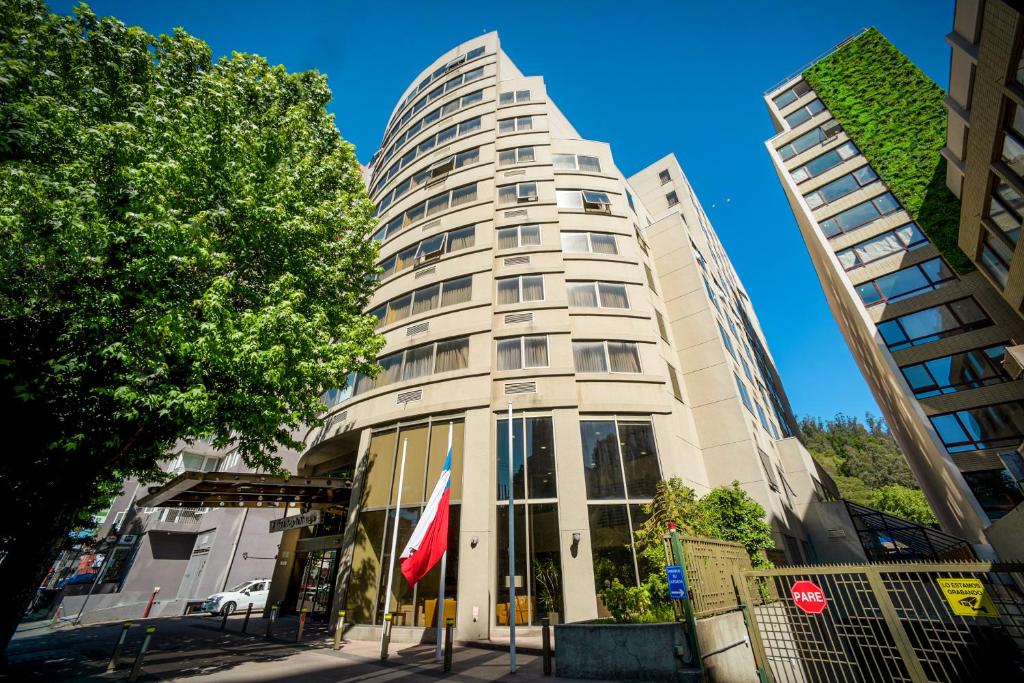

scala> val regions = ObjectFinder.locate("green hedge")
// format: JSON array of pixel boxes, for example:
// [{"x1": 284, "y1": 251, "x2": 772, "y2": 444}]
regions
[{"x1": 802, "y1": 28, "x2": 973, "y2": 273}]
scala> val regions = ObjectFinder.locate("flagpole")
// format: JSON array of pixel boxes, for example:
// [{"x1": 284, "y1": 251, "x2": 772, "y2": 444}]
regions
[
  {"x1": 507, "y1": 401, "x2": 516, "y2": 674},
  {"x1": 436, "y1": 422, "x2": 453, "y2": 661},
  {"x1": 381, "y1": 437, "x2": 407, "y2": 658}
]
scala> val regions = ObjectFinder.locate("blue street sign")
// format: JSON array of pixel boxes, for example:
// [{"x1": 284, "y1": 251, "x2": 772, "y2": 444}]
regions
[{"x1": 666, "y1": 565, "x2": 688, "y2": 600}]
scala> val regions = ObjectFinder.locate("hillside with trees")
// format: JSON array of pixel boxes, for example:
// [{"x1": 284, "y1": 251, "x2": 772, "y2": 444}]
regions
[{"x1": 800, "y1": 414, "x2": 938, "y2": 526}]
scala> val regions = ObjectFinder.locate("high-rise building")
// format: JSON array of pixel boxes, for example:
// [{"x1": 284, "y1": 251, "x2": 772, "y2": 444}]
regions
[
  {"x1": 944, "y1": 0, "x2": 1024, "y2": 303},
  {"x1": 245, "y1": 32, "x2": 862, "y2": 639},
  {"x1": 133, "y1": 32, "x2": 861, "y2": 639},
  {"x1": 765, "y1": 27, "x2": 1024, "y2": 558}
]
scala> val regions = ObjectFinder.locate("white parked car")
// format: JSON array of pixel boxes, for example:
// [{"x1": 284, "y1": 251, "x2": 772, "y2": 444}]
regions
[{"x1": 200, "y1": 579, "x2": 271, "y2": 616}]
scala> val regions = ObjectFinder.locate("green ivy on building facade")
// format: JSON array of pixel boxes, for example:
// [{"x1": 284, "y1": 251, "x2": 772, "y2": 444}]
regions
[{"x1": 803, "y1": 28, "x2": 973, "y2": 274}]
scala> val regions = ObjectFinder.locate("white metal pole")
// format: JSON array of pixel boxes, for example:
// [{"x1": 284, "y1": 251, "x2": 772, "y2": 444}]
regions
[
  {"x1": 380, "y1": 438, "x2": 407, "y2": 653},
  {"x1": 507, "y1": 401, "x2": 516, "y2": 673},
  {"x1": 435, "y1": 422, "x2": 453, "y2": 661}
]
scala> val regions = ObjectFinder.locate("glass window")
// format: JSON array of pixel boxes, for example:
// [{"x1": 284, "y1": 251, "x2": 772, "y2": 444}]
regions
[
  {"x1": 659, "y1": 170, "x2": 671, "y2": 185},
  {"x1": 440, "y1": 276, "x2": 472, "y2": 306},
  {"x1": 556, "y1": 190, "x2": 584, "y2": 209},
  {"x1": 735, "y1": 373, "x2": 754, "y2": 412},
  {"x1": 499, "y1": 115, "x2": 533, "y2": 134},
  {"x1": 434, "y1": 337, "x2": 469, "y2": 372},
  {"x1": 988, "y1": 178, "x2": 1023, "y2": 244},
  {"x1": 498, "y1": 182, "x2": 538, "y2": 205},
  {"x1": 498, "y1": 146, "x2": 535, "y2": 167},
  {"x1": 580, "y1": 419, "x2": 661, "y2": 501},
  {"x1": 981, "y1": 232, "x2": 1013, "y2": 288},
  {"x1": 772, "y1": 80, "x2": 811, "y2": 109},
  {"x1": 582, "y1": 191, "x2": 612, "y2": 213},
  {"x1": 495, "y1": 503, "x2": 561, "y2": 625},
  {"x1": 836, "y1": 223, "x2": 928, "y2": 270},
  {"x1": 553, "y1": 153, "x2": 576, "y2": 170},
  {"x1": 560, "y1": 231, "x2": 617, "y2": 254},
  {"x1": 878, "y1": 298, "x2": 991, "y2": 351},
  {"x1": 854, "y1": 257, "x2": 954, "y2": 306},
  {"x1": 618, "y1": 422, "x2": 660, "y2": 498},
  {"x1": 901, "y1": 345, "x2": 1009, "y2": 398},
  {"x1": 666, "y1": 191, "x2": 679, "y2": 207},
  {"x1": 784, "y1": 98, "x2": 825, "y2": 127},
  {"x1": 446, "y1": 225, "x2": 475, "y2": 251},
  {"x1": 791, "y1": 141, "x2": 858, "y2": 183},
  {"x1": 567, "y1": 282, "x2": 628, "y2": 309},
  {"x1": 572, "y1": 341, "x2": 641, "y2": 373},
  {"x1": 498, "y1": 224, "x2": 541, "y2": 249},
  {"x1": 496, "y1": 417, "x2": 556, "y2": 501},
  {"x1": 803, "y1": 165, "x2": 878, "y2": 208},
  {"x1": 403, "y1": 344, "x2": 434, "y2": 380},
  {"x1": 777, "y1": 125, "x2": 835, "y2": 161},
  {"x1": 497, "y1": 335, "x2": 548, "y2": 370},
  {"x1": 820, "y1": 192, "x2": 901, "y2": 237},
  {"x1": 497, "y1": 275, "x2": 544, "y2": 304},
  {"x1": 962, "y1": 469, "x2": 1024, "y2": 520},
  {"x1": 930, "y1": 402, "x2": 1024, "y2": 453}
]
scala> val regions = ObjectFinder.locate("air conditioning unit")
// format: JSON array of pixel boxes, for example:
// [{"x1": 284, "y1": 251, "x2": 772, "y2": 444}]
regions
[
  {"x1": 119, "y1": 534, "x2": 138, "y2": 545},
  {"x1": 416, "y1": 248, "x2": 444, "y2": 266},
  {"x1": 822, "y1": 122, "x2": 842, "y2": 139}
]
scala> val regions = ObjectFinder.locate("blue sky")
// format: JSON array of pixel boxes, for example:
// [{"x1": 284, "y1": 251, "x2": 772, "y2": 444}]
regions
[{"x1": 51, "y1": 0, "x2": 954, "y2": 422}]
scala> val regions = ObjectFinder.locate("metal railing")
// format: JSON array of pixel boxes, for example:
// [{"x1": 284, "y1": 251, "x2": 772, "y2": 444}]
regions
[
  {"x1": 678, "y1": 535, "x2": 752, "y2": 618},
  {"x1": 762, "y1": 28, "x2": 869, "y2": 96},
  {"x1": 737, "y1": 561, "x2": 1024, "y2": 682}
]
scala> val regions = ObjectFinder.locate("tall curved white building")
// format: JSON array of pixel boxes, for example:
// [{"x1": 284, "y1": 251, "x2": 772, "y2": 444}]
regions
[{"x1": 275, "y1": 32, "x2": 850, "y2": 639}]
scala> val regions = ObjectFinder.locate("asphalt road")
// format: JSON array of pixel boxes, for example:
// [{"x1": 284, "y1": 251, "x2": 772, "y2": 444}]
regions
[{"x1": 4, "y1": 614, "x2": 580, "y2": 681}]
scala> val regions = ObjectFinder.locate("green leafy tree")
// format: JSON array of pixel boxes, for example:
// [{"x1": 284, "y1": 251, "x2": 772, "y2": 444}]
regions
[
  {"x1": 869, "y1": 485, "x2": 938, "y2": 526},
  {"x1": 0, "y1": 1, "x2": 382, "y2": 645},
  {"x1": 603, "y1": 479, "x2": 777, "y2": 622},
  {"x1": 800, "y1": 413, "x2": 919, "y2": 500}
]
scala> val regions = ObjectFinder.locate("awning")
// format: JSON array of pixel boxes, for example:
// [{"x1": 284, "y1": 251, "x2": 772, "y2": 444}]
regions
[{"x1": 135, "y1": 471, "x2": 352, "y2": 510}]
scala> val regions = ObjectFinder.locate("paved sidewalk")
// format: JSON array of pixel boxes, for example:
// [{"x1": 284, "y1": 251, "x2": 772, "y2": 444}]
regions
[{"x1": 4, "y1": 614, "x2": 591, "y2": 682}]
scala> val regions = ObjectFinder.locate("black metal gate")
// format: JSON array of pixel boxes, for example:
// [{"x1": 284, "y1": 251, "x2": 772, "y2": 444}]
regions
[{"x1": 736, "y1": 562, "x2": 1024, "y2": 682}]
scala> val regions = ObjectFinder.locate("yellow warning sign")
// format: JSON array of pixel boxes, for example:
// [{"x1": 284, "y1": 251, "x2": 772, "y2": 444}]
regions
[{"x1": 936, "y1": 578, "x2": 1000, "y2": 618}]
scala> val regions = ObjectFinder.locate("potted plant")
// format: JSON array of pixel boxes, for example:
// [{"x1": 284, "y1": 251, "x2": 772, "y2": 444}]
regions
[{"x1": 533, "y1": 557, "x2": 562, "y2": 624}]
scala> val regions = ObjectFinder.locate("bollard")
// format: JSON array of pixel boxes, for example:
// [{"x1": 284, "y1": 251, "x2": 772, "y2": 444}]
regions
[
  {"x1": 106, "y1": 621, "x2": 134, "y2": 672},
  {"x1": 242, "y1": 603, "x2": 253, "y2": 634},
  {"x1": 333, "y1": 610, "x2": 346, "y2": 651},
  {"x1": 127, "y1": 626, "x2": 155, "y2": 682},
  {"x1": 265, "y1": 603, "x2": 278, "y2": 640},
  {"x1": 443, "y1": 618, "x2": 454, "y2": 672},
  {"x1": 541, "y1": 617, "x2": 552, "y2": 676},
  {"x1": 296, "y1": 607, "x2": 308, "y2": 642},
  {"x1": 220, "y1": 605, "x2": 230, "y2": 631},
  {"x1": 380, "y1": 613, "x2": 393, "y2": 660},
  {"x1": 142, "y1": 587, "x2": 160, "y2": 619}
]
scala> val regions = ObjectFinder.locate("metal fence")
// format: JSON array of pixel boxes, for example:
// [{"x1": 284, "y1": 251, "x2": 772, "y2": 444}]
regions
[
  {"x1": 736, "y1": 562, "x2": 1024, "y2": 682},
  {"x1": 678, "y1": 535, "x2": 751, "y2": 618}
]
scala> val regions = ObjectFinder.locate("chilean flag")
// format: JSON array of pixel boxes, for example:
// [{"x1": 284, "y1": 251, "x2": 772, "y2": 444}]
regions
[{"x1": 399, "y1": 447, "x2": 451, "y2": 586}]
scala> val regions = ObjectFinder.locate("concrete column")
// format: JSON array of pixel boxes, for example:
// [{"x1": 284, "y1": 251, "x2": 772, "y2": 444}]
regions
[
  {"x1": 551, "y1": 407, "x2": 598, "y2": 623},
  {"x1": 266, "y1": 524, "x2": 300, "y2": 616},
  {"x1": 455, "y1": 407, "x2": 491, "y2": 640},
  {"x1": 328, "y1": 427, "x2": 372, "y2": 631}
]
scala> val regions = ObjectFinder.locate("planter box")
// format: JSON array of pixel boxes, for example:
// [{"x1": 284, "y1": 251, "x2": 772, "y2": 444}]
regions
[{"x1": 554, "y1": 621, "x2": 701, "y2": 681}]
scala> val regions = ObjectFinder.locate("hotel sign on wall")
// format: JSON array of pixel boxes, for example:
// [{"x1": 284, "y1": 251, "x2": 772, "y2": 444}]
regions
[{"x1": 269, "y1": 510, "x2": 322, "y2": 533}]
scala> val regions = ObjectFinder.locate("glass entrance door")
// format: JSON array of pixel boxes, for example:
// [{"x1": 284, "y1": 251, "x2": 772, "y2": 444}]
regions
[{"x1": 295, "y1": 550, "x2": 338, "y2": 620}]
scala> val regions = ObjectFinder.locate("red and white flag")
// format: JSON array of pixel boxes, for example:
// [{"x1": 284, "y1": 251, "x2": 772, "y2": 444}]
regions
[{"x1": 399, "y1": 447, "x2": 451, "y2": 586}]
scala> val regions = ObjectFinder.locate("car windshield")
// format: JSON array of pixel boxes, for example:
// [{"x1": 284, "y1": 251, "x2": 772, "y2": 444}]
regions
[{"x1": 228, "y1": 582, "x2": 253, "y2": 592}]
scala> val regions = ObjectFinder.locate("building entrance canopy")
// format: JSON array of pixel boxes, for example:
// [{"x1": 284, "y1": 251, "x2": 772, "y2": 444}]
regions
[{"x1": 136, "y1": 471, "x2": 352, "y2": 510}]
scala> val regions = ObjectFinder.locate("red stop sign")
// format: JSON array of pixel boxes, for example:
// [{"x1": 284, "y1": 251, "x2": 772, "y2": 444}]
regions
[{"x1": 791, "y1": 580, "x2": 827, "y2": 614}]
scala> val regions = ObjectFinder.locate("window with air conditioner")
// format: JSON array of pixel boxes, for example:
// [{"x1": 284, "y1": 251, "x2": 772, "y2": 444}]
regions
[{"x1": 582, "y1": 191, "x2": 611, "y2": 214}]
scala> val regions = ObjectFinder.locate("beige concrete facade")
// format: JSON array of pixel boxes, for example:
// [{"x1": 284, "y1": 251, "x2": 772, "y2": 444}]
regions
[
  {"x1": 765, "y1": 35, "x2": 1024, "y2": 556},
  {"x1": 277, "y1": 33, "x2": 856, "y2": 641},
  {"x1": 945, "y1": 1, "x2": 1024, "y2": 308}
]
